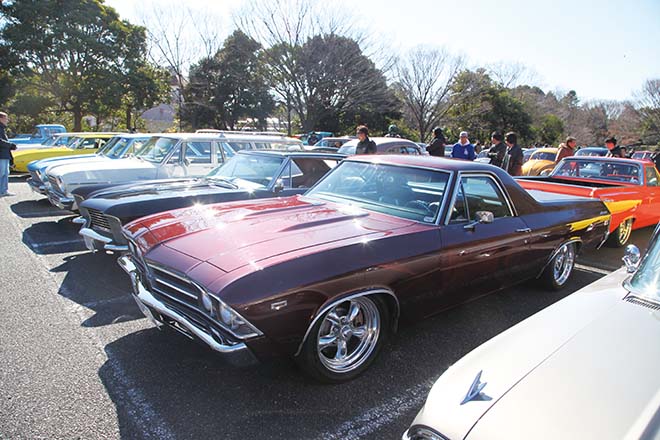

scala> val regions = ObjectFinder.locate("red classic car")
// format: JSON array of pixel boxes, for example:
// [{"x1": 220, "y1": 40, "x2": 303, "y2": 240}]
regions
[
  {"x1": 119, "y1": 156, "x2": 610, "y2": 382},
  {"x1": 517, "y1": 157, "x2": 660, "y2": 246}
]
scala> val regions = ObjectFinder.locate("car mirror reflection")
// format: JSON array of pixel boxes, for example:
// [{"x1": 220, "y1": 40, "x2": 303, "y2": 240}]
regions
[{"x1": 623, "y1": 244, "x2": 641, "y2": 273}]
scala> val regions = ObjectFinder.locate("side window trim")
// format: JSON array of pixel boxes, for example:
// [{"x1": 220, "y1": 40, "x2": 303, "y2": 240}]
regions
[{"x1": 443, "y1": 172, "x2": 517, "y2": 225}]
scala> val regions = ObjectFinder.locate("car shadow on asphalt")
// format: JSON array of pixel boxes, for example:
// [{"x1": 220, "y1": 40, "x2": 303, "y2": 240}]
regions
[
  {"x1": 96, "y1": 272, "x2": 602, "y2": 440},
  {"x1": 11, "y1": 198, "x2": 73, "y2": 218},
  {"x1": 22, "y1": 216, "x2": 86, "y2": 254},
  {"x1": 49, "y1": 251, "x2": 142, "y2": 327}
]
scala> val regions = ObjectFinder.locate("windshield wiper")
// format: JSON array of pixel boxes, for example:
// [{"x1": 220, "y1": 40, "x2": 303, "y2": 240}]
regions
[{"x1": 206, "y1": 176, "x2": 239, "y2": 189}]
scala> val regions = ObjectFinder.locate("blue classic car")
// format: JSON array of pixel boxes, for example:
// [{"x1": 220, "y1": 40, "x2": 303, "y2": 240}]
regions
[
  {"x1": 10, "y1": 124, "x2": 66, "y2": 146},
  {"x1": 26, "y1": 134, "x2": 151, "y2": 195}
]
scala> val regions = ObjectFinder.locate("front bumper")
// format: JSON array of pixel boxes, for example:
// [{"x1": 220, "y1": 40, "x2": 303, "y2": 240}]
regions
[
  {"x1": 79, "y1": 226, "x2": 128, "y2": 253},
  {"x1": 27, "y1": 177, "x2": 47, "y2": 195},
  {"x1": 47, "y1": 190, "x2": 76, "y2": 210},
  {"x1": 117, "y1": 255, "x2": 258, "y2": 367}
]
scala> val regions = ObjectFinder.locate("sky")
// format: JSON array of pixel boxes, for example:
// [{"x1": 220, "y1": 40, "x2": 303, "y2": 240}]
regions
[{"x1": 105, "y1": 0, "x2": 660, "y2": 102}]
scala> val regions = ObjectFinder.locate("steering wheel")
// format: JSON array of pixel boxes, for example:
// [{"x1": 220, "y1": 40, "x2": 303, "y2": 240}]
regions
[{"x1": 405, "y1": 200, "x2": 434, "y2": 216}]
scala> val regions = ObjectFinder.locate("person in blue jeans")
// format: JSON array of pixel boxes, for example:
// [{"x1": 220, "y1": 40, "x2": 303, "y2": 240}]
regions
[
  {"x1": 0, "y1": 112, "x2": 18, "y2": 196},
  {"x1": 451, "y1": 131, "x2": 476, "y2": 161}
]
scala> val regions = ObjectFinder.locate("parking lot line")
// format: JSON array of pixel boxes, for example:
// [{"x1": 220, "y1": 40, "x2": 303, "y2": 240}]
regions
[
  {"x1": 575, "y1": 263, "x2": 613, "y2": 276},
  {"x1": 317, "y1": 379, "x2": 435, "y2": 440}
]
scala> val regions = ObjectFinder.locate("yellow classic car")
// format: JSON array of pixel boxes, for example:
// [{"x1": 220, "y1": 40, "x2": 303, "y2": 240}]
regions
[
  {"x1": 521, "y1": 147, "x2": 558, "y2": 176},
  {"x1": 11, "y1": 132, "x2": 120, "y2": 173}
]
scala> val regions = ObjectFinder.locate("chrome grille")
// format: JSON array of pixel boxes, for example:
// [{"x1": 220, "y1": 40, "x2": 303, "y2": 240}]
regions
[
  {"x1": 47, "y1": 175, "x2": 61, "y2": 193},
  {"x1": 625, "y1": 296, "x2": 660, "y2": 311},
  {"x1": 29, "y1": 170, "x2": 43, "y2": 184},
  {"x1": 147, "y1": 263, "x2": 200, "y2": 308},
  {"x1": 88, "y1": 208, "x2": 112, "y2": 231}
]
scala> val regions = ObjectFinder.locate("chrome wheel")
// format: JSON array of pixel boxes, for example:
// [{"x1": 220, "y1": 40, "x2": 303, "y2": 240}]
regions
[
  {"x1": 617, "y1": 219, "x2": 633, "y2": 246},
  {"x1": 316, "y1": 297, "x2": 380, "y2": 374},
  {"x1": 552, "y1": 243, "x2": 575, "y2": 286}
]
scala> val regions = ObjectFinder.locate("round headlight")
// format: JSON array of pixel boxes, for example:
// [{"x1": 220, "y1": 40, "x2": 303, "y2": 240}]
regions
[{"x1": 200, "y1": 291, "x2": 213, "y2": 313}]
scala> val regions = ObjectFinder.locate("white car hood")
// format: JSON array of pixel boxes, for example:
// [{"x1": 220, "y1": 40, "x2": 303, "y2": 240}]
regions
[
  {"x1": 412, "y1": 268, "x2": 640, "y2": 440},
  {"x1": 49, "y1": 158, "x2": 158, "y2": 186},
  {"x1": 42, "y1": 155, "x2": 108, "y2": 172}
]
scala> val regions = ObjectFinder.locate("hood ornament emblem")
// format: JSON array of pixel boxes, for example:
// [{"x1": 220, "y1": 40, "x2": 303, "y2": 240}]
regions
[{"x1": 461, "y1": 370, "x2": 491, "y2": 405}]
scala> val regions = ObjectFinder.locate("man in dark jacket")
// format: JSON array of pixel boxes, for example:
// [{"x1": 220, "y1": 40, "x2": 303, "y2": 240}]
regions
[
  {"x1": 487, "y1": 131, "x2": 507, "y2": 168},
  {"x1": 426, "y1": 127, "x2": 446, "y2": 157},
  {"x1": 0, "y1": 112, "x2": 17, "y2": 196},
  {"x1": 504, "y1": 131, "x2": 524, "y2": 176},
  {"x1": 605, "y1": 136, "x2": 625, "y2": 158},
  {"x1": 355, "y1": 125, "x2": 377, "y2": 154}
]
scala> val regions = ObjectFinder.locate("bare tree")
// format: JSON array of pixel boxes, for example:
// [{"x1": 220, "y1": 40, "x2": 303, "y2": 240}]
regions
[
  {"x1": 395, "y1": 46, "x2": 464, "y2": 142},
  {"x1": 488, "y1": 61, "x2": 539, "y2": 90},
  {"x1": 136, "y1": 2, "x2": 224, "y2": 130},
  {"x1": 636, "y1": 79, "x2": 660, "y2": 140}
]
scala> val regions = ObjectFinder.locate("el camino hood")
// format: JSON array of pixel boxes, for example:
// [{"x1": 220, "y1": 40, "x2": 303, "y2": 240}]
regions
[
  {"x1": 127, "y1": 195, "x2": 413, "y2": 273},
  {"x1": 413, "y1": 269, "x2": 630, "y2": 440},
  {"x1": 93, "y1": 178, "x2": 225, "y2": 200},
  {"x1": 50, "y1": 158, "x2": 157, "y2": 183}
]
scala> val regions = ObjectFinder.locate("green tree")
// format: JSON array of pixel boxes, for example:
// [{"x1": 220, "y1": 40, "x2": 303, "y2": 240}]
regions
[
  {"x1": 183, "y1": 30, "x2": 274, "y2": 130},
  {"x1": 0, "y1": 0, "x2": 164, "y2": 130},
  {"x1": 536, "y1": 114, "x2": 565, "y2": 145}
]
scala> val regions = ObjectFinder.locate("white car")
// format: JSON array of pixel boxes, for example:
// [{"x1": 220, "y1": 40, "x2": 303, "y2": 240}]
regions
[
  {"x1": 404, "y1": 223, "x2": 660, "y2": 440},
  {"x1": 45, "y1": 132, "x2": 302, "y2": 210}
]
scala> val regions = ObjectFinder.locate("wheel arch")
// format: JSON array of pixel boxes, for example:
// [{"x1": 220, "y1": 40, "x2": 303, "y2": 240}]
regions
[
  {"x1": 536, "y1": 238, "x2": 581, "y2": 279},
  {"x1": 294, "y1": 288, "x2": 400, "y2": 357}
]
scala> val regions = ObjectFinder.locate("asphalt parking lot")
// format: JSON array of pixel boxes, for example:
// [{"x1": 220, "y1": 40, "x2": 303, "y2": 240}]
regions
[{"x1": 0, "y1": 174, "x2": 655, "y2": 440}]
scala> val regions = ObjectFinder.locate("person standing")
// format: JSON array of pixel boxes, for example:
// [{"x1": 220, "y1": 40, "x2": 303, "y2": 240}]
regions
[
  {"x1": 451, "y1": 131, "x2": 476, "y2": 160},
  {"x1": 605, "y1": 136, "x2": 625, "y2": 158},
  {"x1": 384, "y1": 124, "x2": 402, "y2": 138},
  {"x1": 487, "y1": 131, "x2": 507, "y2": 168},
  {"x1": 556, "y1": 136, "x2": 577, "y2": 163},
  {"x1": 426, "y1": 127, "x2": 446, "y2": 157},
  {"x1": 505, "y1": 131, "x2": 524, "y2": 176},
  {"x1": 355, "y1": 125, "x2": 377, "y2": 154},
  {"x1": 0, "y1": 112, "x2": 17, "y2": 197}
]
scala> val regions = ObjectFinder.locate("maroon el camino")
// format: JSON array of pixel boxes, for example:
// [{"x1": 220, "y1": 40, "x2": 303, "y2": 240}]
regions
[{"x1": 119, "y1": 155, "x2": 611, "y2": 382}]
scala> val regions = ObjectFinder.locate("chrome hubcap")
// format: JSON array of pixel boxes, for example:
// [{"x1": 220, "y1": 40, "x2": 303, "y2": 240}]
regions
[
  {"x1": 553, "y1": 244, "x2": 575, "y2": 286},
  {"x1": 316, "y1": 297, "x2": 380, "y2": 373}
]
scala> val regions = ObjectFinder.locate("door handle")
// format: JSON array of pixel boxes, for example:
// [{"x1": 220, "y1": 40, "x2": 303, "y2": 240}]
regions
[{"x1": 516, "y1": 228, "x2": 531, "y2": 233}]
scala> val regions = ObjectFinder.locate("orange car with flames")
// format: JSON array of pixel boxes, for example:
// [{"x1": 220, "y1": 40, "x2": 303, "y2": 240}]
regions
[{"x1": 517, "y1": 156, "x2": 660, "y2": 246}]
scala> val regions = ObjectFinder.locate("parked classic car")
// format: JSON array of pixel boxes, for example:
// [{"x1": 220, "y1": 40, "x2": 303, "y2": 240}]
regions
[
  {"x1": 9, "y1": 124, "x2": 66, "y2": 146},
  {"x1": 338, "y1": 137, "x2": 426, "y2": 155},
  {"x1": 520, "y1": 147, "x2": 558, "y2": 176},
  {"x1": 75, "y1": 150, "x2": 345, "y2": 253},
  {"x1": 12, "y1": 132, "x2": 118, "y2": 173},
  {"x1": 517, "y1": 156, "x2": 660, "y2": 246},
  {"x1": 312, "y1": 137, "x2": 353, "y2": 149},
  {"x1": 575, "y1": 146, "x2": 608, "y2": 157},
  {"x1": 27, "y1": 134, "x2": 151, "y2": 195},
  {"x1": 403, "y1": 222, "x2": 660, "y2": 440},
  {"x1": 118, "y1": 155, "x2": 610, "y2": 382},
  {"x1": 15, "y1": 131, "x2": 75, "y2": 150}
]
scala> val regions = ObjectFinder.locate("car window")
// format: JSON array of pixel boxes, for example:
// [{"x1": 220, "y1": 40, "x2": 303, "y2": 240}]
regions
[
  {"x1": 450, "y1": 175, "x2": 512, "y2": 222},
  {"x1": 406, "y1": 146, "x2": 421, "y2": 155},
  {"x1": 228, "y1": 142, "x2": 252, "y2": 151},
  {"x1": 165, "y1": 145, "x2": 182, "y2": 164},
  {"x1": 278, "y1": 158, "x2": 340, "y2": 188},
  {"x1": 531, "y1": 151, "x2": 556, "y2": 161},
  {"x1": 555, "y1": 160, "x2": 641, "y2": 184},
  {"x1": 76, "y1": 138, "x2": 99, "y2": 149},
  {"x1": 306, "y1": 161, "x2": 449, "y2": 223},
  {"x1": 647, "y1": 167, "x2": 659, "y2": 187},
  {"x1": 208, "y1": 154, "x2": 284, "y2": 187},
  {"x1": 217, "y1": 142, "x2": 236, "y2": 162},
  {"x1": 184, "y1": 141, "x2": 212, "y2": 164}
]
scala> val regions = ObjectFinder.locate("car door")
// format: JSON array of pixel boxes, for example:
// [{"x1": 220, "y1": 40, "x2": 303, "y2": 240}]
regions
[
  {"x1": 156, "y1": 144, "x2": 186, "y2": 178},
  {"x1": 639, "y1": 166, "x2": 660, "y2": 228},
  {"x1": 438, "y1": 173, "x2": 532, "y2": 306},
  {"x1": 181, "y1": 140, "x2": 215, "y2": 176}
]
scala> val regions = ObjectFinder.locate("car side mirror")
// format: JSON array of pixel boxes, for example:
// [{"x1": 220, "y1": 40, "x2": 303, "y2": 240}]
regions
[
  {"x1": 464, "y1": 211, "x2": 494, "y2": 231},
  {"x1": 623, "y1": 244, "x2": 641, "y2": 273},
  {"x1": 273, "y1": 179, "x2": 285, "y2": 193}
]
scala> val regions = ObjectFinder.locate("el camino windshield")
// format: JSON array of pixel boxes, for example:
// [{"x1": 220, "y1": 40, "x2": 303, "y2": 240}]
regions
[
  {"x1": 627, "y1": 228, "x2": 660, "y2": 303},
  {"x1": 208, "y1": 154, "x2": 284, "y2": 187},
  {"x1": 553, "y1": 159, "x2": 642, "y2": 184},
  {"x1": 135, "y1": 137, "x2": 178, "y2": 163},
  {"x1": 306, "y1": 161, "x2": 449, "y2": 223}
]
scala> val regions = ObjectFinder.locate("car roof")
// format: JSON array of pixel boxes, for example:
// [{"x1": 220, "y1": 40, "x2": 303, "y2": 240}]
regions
[
  {"x1": 533, "y1": 148, "x2": 558, "y2": 153},
  {"x1": 343, "y1": 137, "x2": 419, "y2": 147},
  {"x1": 561, "y1": 156, "x2": 650, "y2": 166},
  {"x1": 346, "y1": 154, "x2": 503, "y2": 172},
  {"x1": 72, "y1": 132, "x2": 122, "y2": 138},
  {"x1": 237, "y1": 150, "x2": 346, "y2": 159},
  {"x1": 152, "y1": 132, "x2": 302, "y2": 142}
]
